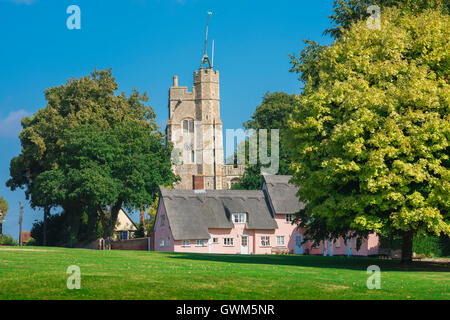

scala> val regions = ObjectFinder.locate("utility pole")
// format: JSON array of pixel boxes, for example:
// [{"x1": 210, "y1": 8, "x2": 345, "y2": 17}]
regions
[
  {"x1": 43, "y1": 206, "x2": 49, "y2": 246},
  {"x1": 19, "y1": 202, "x2": 23, "y2": 246}
]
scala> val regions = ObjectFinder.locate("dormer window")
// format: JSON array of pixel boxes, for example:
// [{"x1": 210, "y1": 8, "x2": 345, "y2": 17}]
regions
[{"x1": 232, "y1": 213, "x2": 247, "y2": 223}]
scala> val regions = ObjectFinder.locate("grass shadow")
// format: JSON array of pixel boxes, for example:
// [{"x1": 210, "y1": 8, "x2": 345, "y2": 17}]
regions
[{"x1": 168, "y1": 252, "x2": 450, "y2": 272}]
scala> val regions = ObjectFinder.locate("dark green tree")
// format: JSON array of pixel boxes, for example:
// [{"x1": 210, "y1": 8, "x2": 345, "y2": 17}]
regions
[
  {"x1": 231, "y1": 92, "x2": 299, "y2": 190},
  {"x1": 33, "y1": 121, "x2": 178, "y2": 240},
  {"x1": 7, "y1": 69, "x2": 177, "y2": 244}
]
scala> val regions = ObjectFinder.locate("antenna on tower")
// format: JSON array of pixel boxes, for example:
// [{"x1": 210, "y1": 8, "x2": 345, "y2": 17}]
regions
[
  {"x1": 212, "y1": 39, "x2": 215, "y2": 68},
  {"x1": 200, "y1": 11, "x2": 213, "y2": 69}
]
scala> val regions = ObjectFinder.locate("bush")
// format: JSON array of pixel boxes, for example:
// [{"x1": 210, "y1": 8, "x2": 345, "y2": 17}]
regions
[
  {"x1": 25, "y1": 238, "x2": 36, "y2": 246},
  {"x1": 0, "y1": 234, "x2": 18, "y2": 246},
  {"x1": 413, "y1": 236, "x2": 442, "y2": 257},
  {"x1": 380, "y1": 234, "x2": 450, "y2": 258},
  {"x1": 31, "y1": 212, "x2": 71, "y2": 246}
]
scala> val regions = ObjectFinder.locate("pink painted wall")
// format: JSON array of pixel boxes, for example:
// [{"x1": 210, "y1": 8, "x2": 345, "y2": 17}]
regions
[
  {"x1": 154, "y1": 197, "x2": 380, "y2": 256},
  {"x1": 154, "y1": 200, "x2": 174, "y2": 252},
  {"x1": 170, "y1": 214, "x2": 307, "y2": 255},
  {"x1": 304, "y1": 234, "x2": 380, "y2": 256}
]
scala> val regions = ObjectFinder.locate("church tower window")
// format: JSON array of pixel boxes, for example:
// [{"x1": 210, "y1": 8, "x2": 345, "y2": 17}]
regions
[{"x1": 183, "y1": 119, "x2": 194, "y2": 133}]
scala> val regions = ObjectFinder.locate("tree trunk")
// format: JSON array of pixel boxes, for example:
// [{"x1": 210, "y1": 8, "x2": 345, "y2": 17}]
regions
[
  {"x1": 109, "y1": 200, "x2": 123, "y2": 239},
  {"x1": 401, "y1": 230, "x2": 414, "y2": 264},
  {"x1": 98, "y1": 207, "x2": 108, "y2": 240}
]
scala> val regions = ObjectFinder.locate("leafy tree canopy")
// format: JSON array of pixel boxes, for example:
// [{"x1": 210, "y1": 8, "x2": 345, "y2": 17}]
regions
[
  {"x1": 7, "y1": 69, "x2": 178, "y2": 242},
  {"x1": 231, "y1": 92, "x2": 299, "y2": 190},
  {"x1": 325, "y1": 0, "x2": 449, "y2": 39},
  {"x1": 7, "y1": 68, "x2": 156, "y2": 208},
  {"x1": 288, "y1": 8, "x2": 449, "y2": 262},
  {"x1": 0, "y1": 197, "x2": 8, "y2": 215},
  {"x1": 33, "y1": 121, "x2": 178, "y2": 238},
  {"x1": 291, "y1": 0, "x2": 449, "y2": 87}
]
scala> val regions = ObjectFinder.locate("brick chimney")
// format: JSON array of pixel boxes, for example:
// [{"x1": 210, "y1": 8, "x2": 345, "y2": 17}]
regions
[
  {"x1": 173, "y1": 75, "x2": 179, "y2": 87},
  {"x1": 193, "y1": 175, "x2": 205, "y2": 190}
]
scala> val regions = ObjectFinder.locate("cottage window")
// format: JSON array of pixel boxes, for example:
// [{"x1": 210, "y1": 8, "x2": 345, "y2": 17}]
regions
[
  {"x1": 260, "y1": 236, "x2": 270, "y2": 247},
  {"x1": 223, "y1": 238, "x2": 234, "y2": 246},
  {"x1": 159, "y1": 239, "x2": 165, "y2": 247},
  {"x1": 161, "y1": 215, "x2": 165, "y2": 226},
  {"x1": 276, "y1": 236, "x2": 285, "y2": 246},
  {"x1": 182, "y1": 240, "x2": 190, "y2": 247},
  {"x1": 232, "y1": 213, "x2": 247, "y2": 223},
  {"x1": 212, "y1": 238, "x2": 219, "y2": 244},
  {"x1": 285, "y1": 214, "x2": 294, "y2": 222},
  {"x1": 196, "y1": 240, "x2": 207, "y2": 247}
]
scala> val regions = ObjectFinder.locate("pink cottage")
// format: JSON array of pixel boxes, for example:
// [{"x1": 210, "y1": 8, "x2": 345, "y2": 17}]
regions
[{"x1": 153, "y1": 175, "x2": 380, "y2": 256}]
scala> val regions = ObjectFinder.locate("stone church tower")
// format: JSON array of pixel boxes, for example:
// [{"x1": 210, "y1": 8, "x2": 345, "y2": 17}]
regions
[{"x1": 166, "y1": 48, "x2": 244, "y2": 190}]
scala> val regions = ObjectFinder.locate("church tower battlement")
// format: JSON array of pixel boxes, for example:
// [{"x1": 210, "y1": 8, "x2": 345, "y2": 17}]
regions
[
  {"x1": 166, "y1": 14, "x2": 244, "y2": 190},
  {"x1": 166, "y1": 66, "x2": 227, "y2": 190}
]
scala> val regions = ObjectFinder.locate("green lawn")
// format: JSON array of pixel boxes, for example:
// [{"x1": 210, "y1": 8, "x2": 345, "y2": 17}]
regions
[{"x1": 0, "y1": 246, "x2": 448, "y2": 300}]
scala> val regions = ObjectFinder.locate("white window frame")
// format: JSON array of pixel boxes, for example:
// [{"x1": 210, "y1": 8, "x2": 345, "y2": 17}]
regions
[
  {"x1": 285, "y1": 214, "x2": 294, "y2": 222},
  {"x1": 159, "y1": 239, "x2": 165, "y2": 247},
  {"x1": 276, "y1": 236, "x2": 285, "y2": 247},
  {"x1": 182, "y1": 240, "x2": 190, "y2": 247},
  {"x1": 212, "y1": 238, "x2": 219, "y2": 244},
  {"x1": 232, "y1": 213, "x2": 247, "y2": 223},
  {"x1": 196, "y1": 239, "x2": 207, "y2": 247},
  {"x1": 260, "y1": 236, "x2": 271, "y2": 247},
  {"x1": 223, "y1": 238, "x2": 234, "y2": 246}
]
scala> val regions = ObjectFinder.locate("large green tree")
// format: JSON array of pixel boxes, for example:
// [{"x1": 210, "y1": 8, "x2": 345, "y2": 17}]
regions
[
  {"x1": 7, "y1": 69, "x2": 177, "y2": 244},
  {"x1": 34, "y1": 122, "x2": 177, "y2": 240},
  {"x1": 231, "y1": 92, "x2": 299, "y2": 190},
  {"x1": 288, "y1": 8, "x2": 449, "y2": 263},
  {"x1": 290, "y1": 0, "x2": 449, "y2": 87}
]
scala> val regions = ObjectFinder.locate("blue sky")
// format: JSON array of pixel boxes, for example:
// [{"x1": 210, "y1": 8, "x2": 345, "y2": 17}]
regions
[{"x1": 0, "y1": 0, "x2": 334, "y2": 239}]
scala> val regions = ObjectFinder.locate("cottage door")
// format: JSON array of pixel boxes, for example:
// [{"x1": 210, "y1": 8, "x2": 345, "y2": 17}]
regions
[
  {"x1": 347, "y1": 239, "x2": 352, "y2": 257},
  {"x1": 294, "y1": 234, "x2": 303, "y2": 254},
  {"x1": 328, "y1": 239, "x2": 333, "y2": 256},
  {"x1": 240, "y1": 235, "x2": 249, "y2": 254}
]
